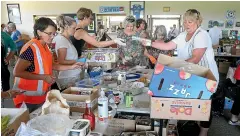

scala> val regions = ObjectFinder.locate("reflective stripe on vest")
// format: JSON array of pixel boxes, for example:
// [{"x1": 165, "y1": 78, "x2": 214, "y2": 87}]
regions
[{"x1": 13, "y1": 43, "x2": 46, "y2": 96}]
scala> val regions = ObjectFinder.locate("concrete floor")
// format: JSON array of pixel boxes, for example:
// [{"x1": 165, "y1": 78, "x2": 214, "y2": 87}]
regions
[{"x1": 2, "y1": 66, "x2": 240, "y2": 136}]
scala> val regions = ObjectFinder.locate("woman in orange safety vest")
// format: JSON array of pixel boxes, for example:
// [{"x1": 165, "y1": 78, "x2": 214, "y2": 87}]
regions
[{"x1": 13, "y1": 17, "x2": 83, "y2": 112}]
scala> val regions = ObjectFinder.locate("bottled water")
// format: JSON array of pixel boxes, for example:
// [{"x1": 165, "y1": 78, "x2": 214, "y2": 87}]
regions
[{"x1": 98, "y1": 89, "x2": 108, "y2": 123}]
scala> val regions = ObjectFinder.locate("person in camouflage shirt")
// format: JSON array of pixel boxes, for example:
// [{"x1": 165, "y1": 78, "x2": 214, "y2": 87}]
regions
[{"x1": 117, "y1": 15, "x2": 149, "y2": 67}]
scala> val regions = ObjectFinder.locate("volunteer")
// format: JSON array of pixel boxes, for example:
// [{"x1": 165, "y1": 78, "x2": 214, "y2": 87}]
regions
[
  {"x1": 8, "y1": 23, "x2": 24, "y2": 59},
  {"x1": 136, "y1": 18, "x2": 149, "y2": 38},
  {"x1": 13, "y1": 17, "x2": 83, "y2": 112},
  {"x1": 117, "y1": 15, "x2": 148, "y2": 66},
  {"x1": 229, "y1": 62, "x2": 240, "y2": 126},
  {"x1": 1, "y1": 30, "x2": 16, "y2": 91},
  {"x1": 144, "y1": 25, "x2": 172, "y2": 67},
  {"x1": 169, "y1": 24, "x2": 180, "y2": 40},
  {"x1": 71, "y1": 7, "x2": 125, "y2": 58},
  {"x1": 142, "y1": 9, "x2": 219, "y2": 136},
  {"x1": 53, "y1": 15, "x2": 84, "y2": 89},
  {"x1": 209, "y1": 21, "x2": 222, "y2": 49}
]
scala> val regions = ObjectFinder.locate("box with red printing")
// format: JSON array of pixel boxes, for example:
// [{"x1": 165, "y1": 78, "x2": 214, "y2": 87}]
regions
[{"x1": 151, "y1": 97, "x2": 211, "y2": 121}]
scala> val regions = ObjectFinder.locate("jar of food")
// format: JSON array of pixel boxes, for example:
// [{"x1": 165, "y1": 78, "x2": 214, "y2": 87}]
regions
[{"x1": 113, "y1": 91, "x2": 120, "y2": 105}]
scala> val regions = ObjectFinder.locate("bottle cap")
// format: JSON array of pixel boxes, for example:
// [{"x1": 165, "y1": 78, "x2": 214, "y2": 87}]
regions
[{"x1": 100, "y1": 90, "x2": 105, "y2": 97}]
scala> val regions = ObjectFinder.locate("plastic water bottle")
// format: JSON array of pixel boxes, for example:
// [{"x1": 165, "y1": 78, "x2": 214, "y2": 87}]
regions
[
  {"x1": 98, "y1": 89, "x2": 108, "y2": 123},
  {"x1": 217, "y1": 47, "x2": 220, "y2": 55},
  {"x1": 108, "y1": 91, "x2": 117, "y2": 109}
]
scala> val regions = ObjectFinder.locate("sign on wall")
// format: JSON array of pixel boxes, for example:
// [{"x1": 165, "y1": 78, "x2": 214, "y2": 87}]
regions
[
  {"x1": 99, "y1": 6, "x2": 124, "y2": 14},
  {"x1": 7, "y1": 4, "x2": 22, "y2": 24},
  {"x1": 226, "y1": 10, "x2": 236, "y2": 19},
  {"x1": 130, "y1": 1, "x2": 145, "y2": 19}
]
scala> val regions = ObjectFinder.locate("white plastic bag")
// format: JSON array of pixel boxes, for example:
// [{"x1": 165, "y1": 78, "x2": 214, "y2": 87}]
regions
[
  {"x1": 15, "y1": 114, "x2": 73, "y2": 136},
  {"x1": 20, "y1": 102, "x2": 27, "y2": 109},
  {"x1": 41, "y1": 89, "x2": 70, "y2": 116},
  {"x1": 16, "y1": 122, "x2": 49, "y2": 136}
]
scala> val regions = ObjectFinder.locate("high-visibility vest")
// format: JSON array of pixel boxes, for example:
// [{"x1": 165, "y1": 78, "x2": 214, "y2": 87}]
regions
[{"x1": 13, "y1": 39, "x2": 53, "y2": 107}]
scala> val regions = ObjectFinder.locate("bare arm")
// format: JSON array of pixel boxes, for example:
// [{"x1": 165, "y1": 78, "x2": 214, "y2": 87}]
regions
[
  {"x1": 52, "y1": 62, "x2": 83, "y2": 71},
  {"x1": 75, "y1": 30, "x2": 115, "y2": 48},
  {"x1": 151, "y1": 41, "x2": 177, "y2": 51},
  {"x1": 5, "y1": 51, "x2": 15, "y2": 62},
  {"x1": 57, "y1": 48, "x2": 77, "y2": 65},
  {"x1": 186, "y1": 48, "x2": 207, "y2": 64},
  {"x1": 13, "y1": 58, "x2": 46, "y2": 80}
]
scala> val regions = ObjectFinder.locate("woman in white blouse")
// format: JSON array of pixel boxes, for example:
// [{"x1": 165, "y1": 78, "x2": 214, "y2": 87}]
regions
[
  {"x1": 53, "y1": 15, "x2": 84, "y2": 89},
  {"x1": 143, "y1": 9, "x2": 219, "y2": 136}
]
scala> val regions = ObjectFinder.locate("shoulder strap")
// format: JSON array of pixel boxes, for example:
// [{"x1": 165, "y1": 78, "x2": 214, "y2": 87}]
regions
[{"x1": 188, "y1": 29, "x2": 201, "y2": 57}]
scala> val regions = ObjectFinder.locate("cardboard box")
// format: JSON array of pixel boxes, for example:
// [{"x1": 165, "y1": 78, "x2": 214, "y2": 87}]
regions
[
  {"x1": 231, "y1": 47, "x2": 240, "y2": 55},
  {"x1": 84, "y1": 49, "x2": 119, "y2": 63},
  {"x1": 1, "y1": 108, "x2": 30, "y2": 136},
  {"x1": 218, "y1": 62, "x2": 231, "y2": 74},
  {"x1": 149, "y1": 54, "x2": 217, "y2": 99},
  {"x1": 62, "y1": 87, "x2": 99, "y2": 112},
  {"x1": 105, "y1": 118, "x2": 136, "y2": 135},
  {"x1": 135, "y1": 116, "x2": 151, "y2": 131},
  {"x1": 151, "y1": 97, "x2": 211, "y2": 121}
]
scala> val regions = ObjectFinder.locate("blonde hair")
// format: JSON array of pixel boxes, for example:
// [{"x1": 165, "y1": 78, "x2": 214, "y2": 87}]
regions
[
  {"x1": 77, "y1": 7, "x2": 93, "y2": 20},
  {"x1": 56, "y1": 15, "x2": 76, "y2": 33},
  {"x1": 184, "y1": 9, "x2": 203, "y2": 26},
  {"x1": 154, "y1": 25, "x2": 167, "y2": 40},
  {"x1": 123, "y1": 15, "x2": 136, "y2": 28}
]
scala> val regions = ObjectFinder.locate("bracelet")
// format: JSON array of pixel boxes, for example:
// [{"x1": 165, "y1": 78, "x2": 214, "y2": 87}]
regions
[{"x1": 7, "y1": 91, "x2": 12, "y2": 98}]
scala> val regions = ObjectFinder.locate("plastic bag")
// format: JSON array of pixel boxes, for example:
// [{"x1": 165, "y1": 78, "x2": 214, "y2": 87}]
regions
[
  {"x1": 20, "y1": 102, "x2": 27, "y2": 109},
  {"x1": 16, "y1": 122, "x2": 49, "y2": 136},
  {"x1": 41, "y1": 90, "x2": 70, "y2": 116},
  {"x1": 16, "y1": 114, "x2": 73, "y2": 136}
]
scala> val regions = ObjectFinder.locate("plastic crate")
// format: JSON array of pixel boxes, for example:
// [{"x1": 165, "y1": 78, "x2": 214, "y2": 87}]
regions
[
  {"x1": 88, "y1": 70, "x2": 103, "y2": 78},
  {"x1": 75, "y1": 78, "x2": 100, "y2": 88}
]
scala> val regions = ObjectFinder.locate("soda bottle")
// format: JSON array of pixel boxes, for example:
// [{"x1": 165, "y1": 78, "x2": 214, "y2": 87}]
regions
[{"x1": 83, "y1": 100, "x2": 95, "y2": 130}]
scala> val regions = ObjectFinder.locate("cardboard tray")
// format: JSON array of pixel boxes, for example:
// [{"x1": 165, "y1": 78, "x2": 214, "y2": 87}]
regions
[
  {"x1": 62, "y1": 87, "x2": 99, "y2": 112},
  {"x1": 151, "y1": 97, "x2": 211, "y2": 121},
  {"x1": 1, "y1": 108, "x2": 30, "y2": 136}
]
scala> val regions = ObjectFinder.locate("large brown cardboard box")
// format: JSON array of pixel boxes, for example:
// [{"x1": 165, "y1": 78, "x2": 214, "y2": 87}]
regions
[
  {"x1": 61, "y1": 87, "x2": 99, "y2": 112},
  {"x1": 151, "y1": 97, "x2": 211, "y2": 121},
  {"x1": 149, "y1": 54, "x2": 217, "y2": 99},
  {"x1": 1, "y1": 108, "x2": 30, "y2": 136}
]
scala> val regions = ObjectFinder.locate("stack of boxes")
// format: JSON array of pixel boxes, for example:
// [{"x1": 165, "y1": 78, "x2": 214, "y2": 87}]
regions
[{"x1": 149, "y1": 54, "x2": 218, "y2": 123}]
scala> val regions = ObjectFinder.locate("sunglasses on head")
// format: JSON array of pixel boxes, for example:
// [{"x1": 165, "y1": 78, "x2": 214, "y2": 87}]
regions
[
  {"x1": 187, "y1": 9, "x2": 200, "y2": 15},
  {"x1": 126, "y1": 18, "x2": 135, "y2": 23}
]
